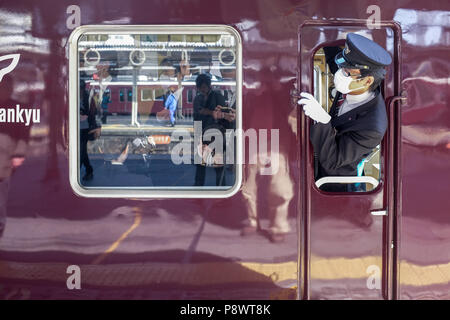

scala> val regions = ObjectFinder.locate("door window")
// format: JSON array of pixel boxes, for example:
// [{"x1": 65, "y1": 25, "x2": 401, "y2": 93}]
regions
[{"x1": 312, "y1": 44, "x2": 387, "y2": 192}]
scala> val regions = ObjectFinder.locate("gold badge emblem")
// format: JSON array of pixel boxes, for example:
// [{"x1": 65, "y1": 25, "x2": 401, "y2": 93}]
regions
[{"x1": 344, "y1": 44, "x2": 350, "y2": 55}]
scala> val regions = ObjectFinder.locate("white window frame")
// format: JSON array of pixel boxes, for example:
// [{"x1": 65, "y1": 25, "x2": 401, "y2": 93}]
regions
[{"x1": 68, "y1": 25, "x2": 242, "y2": 198}]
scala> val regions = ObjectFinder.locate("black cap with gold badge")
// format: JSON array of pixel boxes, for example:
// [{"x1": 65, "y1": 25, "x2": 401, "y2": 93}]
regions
[{"x1": 335, "y1": 33, "x2": 392, "y2": 70}]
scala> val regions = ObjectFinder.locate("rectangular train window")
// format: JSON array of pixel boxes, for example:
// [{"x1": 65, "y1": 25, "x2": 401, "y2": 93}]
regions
[
  {"x1": 154, "y1": 88, "x2": 165, "y2": 101},
  {"x1": 69, "y1": 25, "x2": 242, "y2": 198},
  {"x1": 187, "y1": 89, "x2": 193, "y2": 104},
  {"x1": 313, "y1": 46, "x2": 384, "y2": 192},
  {"x1": 141, "y1": 89, "x2": 154, "y2": 102}
]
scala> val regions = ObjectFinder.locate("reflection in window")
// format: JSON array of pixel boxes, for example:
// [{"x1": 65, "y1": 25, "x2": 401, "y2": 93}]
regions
[
  {"x1": 154, "y1": 88, "x2": 165, "y2": 101},
  {"x1": 223, "y1": 89, "x2": 229, "y2": 102},
  {"x1": 76, "y1": 30, "x2": 239, "y2": 192},
  {"x1": 187, "y1": 89, "x2": 193, "y2": 104},
  {"x1": 141, "y1": 89, "x2": 153, "y2": 101}
]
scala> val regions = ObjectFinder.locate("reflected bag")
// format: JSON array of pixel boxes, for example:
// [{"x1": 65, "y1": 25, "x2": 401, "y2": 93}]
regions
[
  {"x1": 87, "y1": 127, "x2": 101, "y2": 141},
  {"x1": 156, "y1": 108, "x2": 170, "y2": 122}
]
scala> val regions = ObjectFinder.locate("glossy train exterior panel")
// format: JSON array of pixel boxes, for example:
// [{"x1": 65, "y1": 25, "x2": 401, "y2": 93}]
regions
[{"x1": 0, "y1": 0, "x2": 448, "y2": 300}]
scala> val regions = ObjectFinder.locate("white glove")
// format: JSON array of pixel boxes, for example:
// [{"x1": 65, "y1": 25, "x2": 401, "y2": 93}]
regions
[{"x1": 297, "y1": 92, "x2": 331, "y2": 124}]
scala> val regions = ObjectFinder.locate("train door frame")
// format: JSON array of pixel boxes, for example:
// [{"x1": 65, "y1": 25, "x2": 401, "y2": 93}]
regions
[{"x1": 296, "y1": 20, "x2": 403, "y2": 300}]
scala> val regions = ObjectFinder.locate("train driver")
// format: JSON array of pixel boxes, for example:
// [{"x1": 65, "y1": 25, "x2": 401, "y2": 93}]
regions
[{"x1": 298, "y1": 33, "x2": 392, "y2": 192}]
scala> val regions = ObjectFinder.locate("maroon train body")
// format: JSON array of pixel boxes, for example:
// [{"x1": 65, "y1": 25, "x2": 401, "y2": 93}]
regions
[{"x1": 0, "y1": 0, "x2": 449, "y2": 300}]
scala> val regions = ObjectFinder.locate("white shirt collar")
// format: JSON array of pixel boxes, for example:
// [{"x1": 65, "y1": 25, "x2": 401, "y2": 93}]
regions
[
  {"x1": 338, "y1": 90, "x2": 376, "y2": 117},
  {"x1": 345, "y1": 90, "x2": 373, "y2": 105}
]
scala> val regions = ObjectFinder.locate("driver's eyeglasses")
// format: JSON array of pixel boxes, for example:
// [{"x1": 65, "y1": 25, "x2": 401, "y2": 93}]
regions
[{"x1": 342, "y1": 68, "x2": 362, "y2": 78}]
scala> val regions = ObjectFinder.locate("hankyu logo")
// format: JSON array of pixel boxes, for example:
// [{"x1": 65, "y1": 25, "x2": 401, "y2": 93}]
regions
[
  {"x1": 0, "y1": 54, "x2": 20, "y2": 82},
  {"x1": 0, "y1": 53, "x2": 40, "y2": 125}
]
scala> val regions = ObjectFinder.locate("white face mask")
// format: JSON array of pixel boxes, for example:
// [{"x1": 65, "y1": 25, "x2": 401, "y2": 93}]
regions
[{"x1": 333, "y1": 69, "x2": 364, "y2": 94}]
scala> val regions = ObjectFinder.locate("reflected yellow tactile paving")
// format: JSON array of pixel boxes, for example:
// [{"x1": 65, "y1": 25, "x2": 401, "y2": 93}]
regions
[
  {"x1": 402, "y1": 261, "x2": 450, "y2": 286},
  {"x1": 0, "y1": 257, "x2": 449, "y2": 288},
  {"x1": 310, "y1": 256, "x2": 382, "y2": 280},
  {"x1": 91, "y1": 208, "x2": 142, "y2": 265}
]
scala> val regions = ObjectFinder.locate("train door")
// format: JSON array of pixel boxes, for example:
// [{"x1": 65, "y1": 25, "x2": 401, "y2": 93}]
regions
[{"x1": 296, "y1": 21, "x2": 402, "y2": 299}]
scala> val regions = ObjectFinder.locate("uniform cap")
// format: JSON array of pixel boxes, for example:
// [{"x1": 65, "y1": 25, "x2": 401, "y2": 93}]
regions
[{"x1": 335, "y1": 33, "x2": 392, "y2": 70}]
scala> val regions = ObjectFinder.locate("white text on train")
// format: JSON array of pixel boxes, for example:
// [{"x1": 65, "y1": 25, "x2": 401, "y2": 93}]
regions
[{"x1": 0, "y1": 104, "x2": 40, "y2": 126}]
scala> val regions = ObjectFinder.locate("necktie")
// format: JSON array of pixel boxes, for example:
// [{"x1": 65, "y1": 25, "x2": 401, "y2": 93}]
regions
[
  {"x1": 335, "y1": 94, "x2": 346, "y2": 117},
  {"x1": 337, "y1": 94, "x2": 347, "y2": 107}
]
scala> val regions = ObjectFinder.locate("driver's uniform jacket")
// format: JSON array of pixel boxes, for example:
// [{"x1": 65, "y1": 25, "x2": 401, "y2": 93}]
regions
[{"x1": 310, "y1": 88, "x2": 388, "y2": 191}]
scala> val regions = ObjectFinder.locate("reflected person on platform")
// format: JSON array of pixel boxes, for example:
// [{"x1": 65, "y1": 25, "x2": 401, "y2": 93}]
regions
[
  {"x1": 0, "y1": 75, "x2": 30, "y2": 238},
  {"x1": 193, "y1": 74, "x2": 234, "y2": 186}
]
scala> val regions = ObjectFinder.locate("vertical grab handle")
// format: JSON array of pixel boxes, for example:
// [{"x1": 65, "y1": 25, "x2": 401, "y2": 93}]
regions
[{"x1": 385, "y1": 95, "x2": 405, "y2": 300}]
